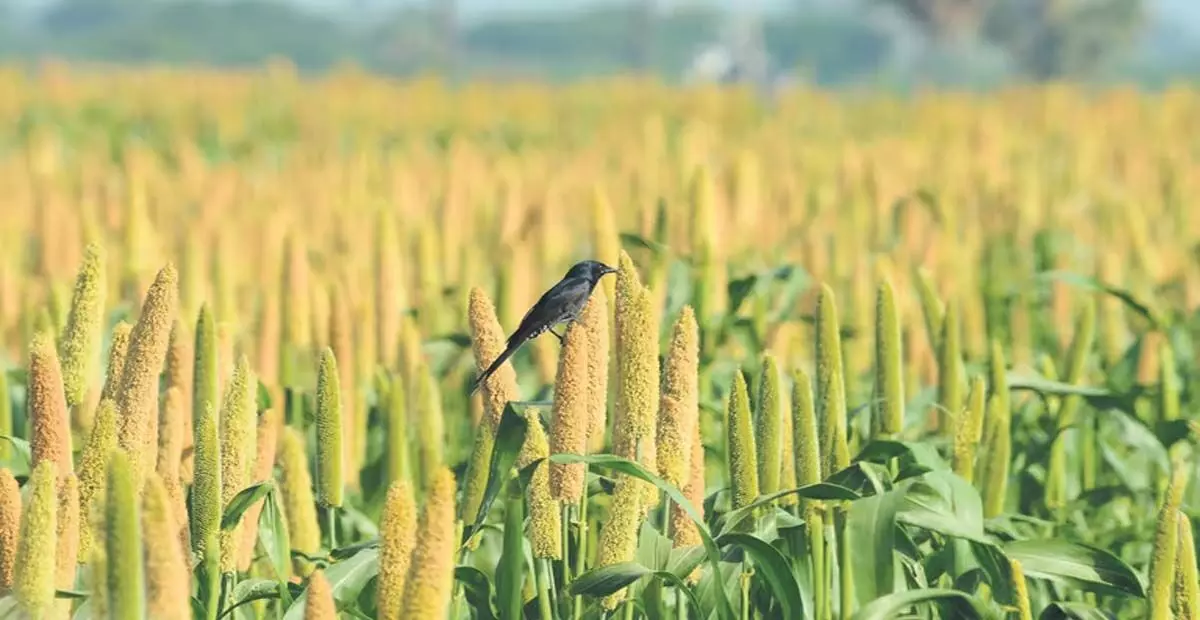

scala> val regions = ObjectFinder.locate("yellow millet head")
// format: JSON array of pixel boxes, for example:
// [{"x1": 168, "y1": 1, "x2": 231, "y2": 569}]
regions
[
  {"x1": 142, "y1": 472, "x2": 190, "y2": 620},
  {"x1": 399, "y1": 467, "x2": 458, "y2": 620},
  {"x1": 277, "y1": 427, "x2": 321, "y2": 571},
  {"x1": 579, "y1": 289, "x2": 609, "y2": 454},
  {"x1": 28, "y1": 329, "x2": 72, "y2": 474},
  {"x1": 218, "y1": 355, "x2": 258, "y2": 572},
  {"x1": 303, "y1": 569, "x2": 337, "y2": 620},
  {"x1": 54, "y1": 473, "x2": 80, "y2": 609},
  {"x1": 115, "y1": 262, "x2": 179, "y2": 486},
  {"x1": 467, "y1": 286, "x2": 521, "y2": 430},
  {"x1": 550, "y1": 321, "x2": 589, "y2": 503},
  {"x1": 0, "y1": 468, "x2": 20, "y2": 593},
  {"x1": 377, "y1": 479, "x2": 417, "y2": 620},
  {"x1": 518, "y1": 409, "x2": 562, "y2": 560},
  {"x1": 614, "y1": 250, "x2": 660, "y2": 506},
  {"x1": 597, "y1": 475, "x2": 644, "y2": 610}
]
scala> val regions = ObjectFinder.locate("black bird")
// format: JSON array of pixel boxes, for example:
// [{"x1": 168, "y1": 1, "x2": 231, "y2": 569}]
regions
[{"x1": 470, "y1": 259, "x2": 617, "y2": 394}]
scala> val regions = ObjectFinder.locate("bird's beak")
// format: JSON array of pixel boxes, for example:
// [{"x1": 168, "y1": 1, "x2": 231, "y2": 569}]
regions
[{"x1": 602, "y1": 265, "x2": 618, "y2": 276}]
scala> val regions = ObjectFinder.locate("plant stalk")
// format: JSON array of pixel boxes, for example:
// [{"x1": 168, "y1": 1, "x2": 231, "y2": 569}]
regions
[
  {"x1": 325, "y1": 506, "x2": 338, "y2": 550},
  {"x1": 573, "y1": 494, "x2": 590, "y2": 620},
  {"x1": 537, "y1": 557, "x2": 556, "y2": 620}
]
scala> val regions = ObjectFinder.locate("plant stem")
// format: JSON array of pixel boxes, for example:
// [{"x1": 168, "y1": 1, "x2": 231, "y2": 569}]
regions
[
  {"x1": 219, "y1": 571, "x2": 236, "y2": 619},
  {"x1": 325, "y1": 506, "x2": 338, "y2": 550},
  {"x1": 202, "y1": 552, "x2": 220, "y2": 620},
  {"x1": 836, "y1": 505, "x2": 854, "y2": 617},
  {"x1": 740, "y1": 568, "x2": 751, "y2": 619},
  {"x1": 537, "y1": 557, "x2": 555, "y2": 620},
  {"x1": 810, "y1": 510, "x2": 827, "y2": 620},
  {"x1": 675, "y1": 586, "x2": 686, "y2": 620},
  {"x1": 573, "y1": 494, "x2": 590, "y2": 620},
  {"x1": 622, "y1": 600, "x2": 635, "y2": 620},
  {"x1": 562, "y1": 503, "x2": 572, "y2": 590}
]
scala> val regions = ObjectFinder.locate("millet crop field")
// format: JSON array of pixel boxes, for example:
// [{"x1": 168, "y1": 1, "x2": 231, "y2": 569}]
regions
[{"x1": 0, "y1": 65, "x2": 1199, "y2": 620}]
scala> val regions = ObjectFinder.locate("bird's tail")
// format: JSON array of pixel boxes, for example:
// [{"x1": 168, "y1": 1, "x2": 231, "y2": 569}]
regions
[{"x1": 469, "y1": 341, "x2": 519, "y2": 395}]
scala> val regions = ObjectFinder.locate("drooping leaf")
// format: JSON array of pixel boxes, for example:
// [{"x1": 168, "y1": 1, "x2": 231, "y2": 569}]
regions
[
  {"x1": 221, "y1": 480, "x2": 274, "y2": 531},
  {"x1": 281, "y1": 548, "x2": 380, "y2": 620},
  {"x1": 1035, "y1": 270, "x2": 1167, "y2": 329},
  {"x1": 716, "y1": 483, "x2": 859, "y2": 535},
  {"x1": 463, "y1": 403, "x2": 529, "y2": 544},
  {"x1": 1002, "y1": 540, "x2": 1145, "y2": 598},
  {"x1": 218, "y1": 579, "x2": 282, "y2": 619},
  {"x1": 850, "y1": 588, "x2": 989, "y2": 620},
  {"x1": 455, "y1": 566, "x2": 497, "y2": 620}
]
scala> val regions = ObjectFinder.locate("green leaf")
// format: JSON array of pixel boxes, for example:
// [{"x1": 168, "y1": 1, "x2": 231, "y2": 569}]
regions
[
  {"x1": 850, "y1": 588, "x2": 989, "y2": 620},
  {"x1": 54, "y1": 589, "x2": 89, "y2": 600},
  {"x1": 570, "y1": 561, "x2": 706, "y2": 619},
  {"x1": 548, "y1": 453, "x2": 737, "y2": 620},
  {"x1": 897, "y1": 471, "x2": 992, "y2": 545},
  {"x1": 0, "y1": 435, "x2": 31, "y2": 474},
  {"x1": 218, "y1": 579, "x2": 281, "y2": 620},
  {"x1": 715, "y1": 532, "x2": 804, "y2": 619},
  {"x1": 256, "y1": 380, "x2": 273, "y2": 413},
  {"x1": 1002, "y1": 540, "x2": 1145, "y2": 598},
  {"x1": 455, "y1": 566, "x2": 497, "y2": 620},
  {"x1": 848, "y1": 478, "x2": 910, "y2": 604},
  {"x1": 571, "y1": 562, "x2": 651, "y2": 597},
  {"x1": 1035, "y1": 270, "x2": 1167, "y2": 329},
  {"x1": 281, "y1": 548, "x2": 379, "y2": 620},
  {"x1": 619, "y1": 232, "x2": 670, "y2": 256},
  {"x1": 258, "y1": 489, "x2": 293, "y2": 603},
  {"x1": 463, "y1": 403, "x2": 529, "y2": 545},
  {"x1": 329, "y1": 539, "x2": 378, "y2": 561},
  {"x1": 221, "y1": 480, "x2": 274, "y2": 531}
]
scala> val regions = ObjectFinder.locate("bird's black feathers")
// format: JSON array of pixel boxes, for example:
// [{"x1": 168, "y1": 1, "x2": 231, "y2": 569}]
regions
[{"x1": 469, "y1": 260, "x2": 616, "y2": 394}]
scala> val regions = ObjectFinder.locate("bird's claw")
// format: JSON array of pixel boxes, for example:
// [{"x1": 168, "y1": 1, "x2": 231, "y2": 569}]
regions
[{"x1": 550, "y1": 327, "x2": 565, "y2": 343}]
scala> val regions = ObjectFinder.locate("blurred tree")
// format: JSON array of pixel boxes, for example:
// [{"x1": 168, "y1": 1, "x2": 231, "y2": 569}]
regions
[
  {"x1": 982, "y1": 0, "x2": 1146, "y2": 80},
  {"x1": 871, "y1": 0, "x2": 994, "y2": 43}
]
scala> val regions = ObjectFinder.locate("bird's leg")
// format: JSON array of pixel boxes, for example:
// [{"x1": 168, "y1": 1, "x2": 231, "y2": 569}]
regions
[{"x1": 549, "y1": 326, "x2": 565, "y2": 343}]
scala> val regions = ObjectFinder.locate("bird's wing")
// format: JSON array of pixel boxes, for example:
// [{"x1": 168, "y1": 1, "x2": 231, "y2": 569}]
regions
[{"x1": 507, "y1": 275, "x2": 586, "y2": 345}]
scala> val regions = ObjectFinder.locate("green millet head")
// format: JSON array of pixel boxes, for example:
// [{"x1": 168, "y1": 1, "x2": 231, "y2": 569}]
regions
[
  {"x1": 219, "y1": 355, "x2": 258, "y2": 572},
  {"x1": 874, "y1": 278, "x2": 904, "y2": 437},
  {"x1": 754, "y1": 354, "x2": 783, "y2": 498},
  {"x1": 54, "y1": 472, "x2": 79, "y2": 617},
  {"x1": 815, "y1": 283, "x2": 849, "y2": 477},
  {"x1": 77, "y1": 398, "x2": 118, "y2": 560},
  {"x1": 189, "y1": 398, "x2": 221, "y2": 567},
  {"x1": 1174, "y1": 511, "x2": 1200, "y2": 619},
  {"x1": 13, "y1": 461, "x2": 57, "y2": 618},
  {"x1": 315, "y1": 347, "x2": 344, "y2": 508},
  {"x1": 99, "y1": 321, "x2": 132, "y2": 403},
  {"x1": 726, "y1": 369, "x2": 759, "y2": 510},
  {"x1": 550, "y1": 320, "x2": 590, "y2": 503},
  {"x1": 1148, "y1": 461, "x2": 1190, "y2": 620},
  {"x1": 58, "y1": 242, "x2": 106, "y2": 410}
]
